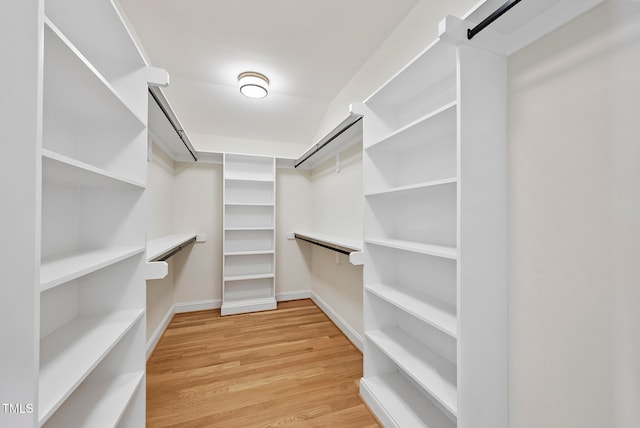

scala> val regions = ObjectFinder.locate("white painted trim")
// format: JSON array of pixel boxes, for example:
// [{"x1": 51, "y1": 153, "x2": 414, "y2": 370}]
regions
[
  {"x1": 276, "y1": 290, "x2": 312, "y2": 302},
  {"x1": 174, "y1": 298, "x2": 221, "y2": 314},
  {"x1": 146, "y1": 305, "x2": 175, "y2": 360},
  {"x1": 360, "y1": 379, "x2": 397, "y2": 428},
  {"x1": 311, "y1": 291, "x2": 363, "y2": 352}
]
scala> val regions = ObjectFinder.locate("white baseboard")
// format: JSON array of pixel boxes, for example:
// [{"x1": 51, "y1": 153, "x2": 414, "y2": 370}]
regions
[
  {"x1": 311, "y1": 291, "x2": 363, "y2": 352},
  {"x1": 276, "y1": 290, "x2": 311, "y2": 302},
  {"x1": 174, "y1": 298, "x2": 221, "y2": 313},
  {"x1": 146, "y1": 305, "x2": 175, "y2": 360}
]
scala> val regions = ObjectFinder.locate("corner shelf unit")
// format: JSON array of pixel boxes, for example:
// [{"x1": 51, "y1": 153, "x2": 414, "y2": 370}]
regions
[
  {"x1": 356, "y1": 22, "x2": 507, "y2": 428},
  {"x1": 13, "y1": 0, "x2": 157, "y2": 425},
  {"x1": 222, "y1": 154, "x2": 277, "y2": 315}
]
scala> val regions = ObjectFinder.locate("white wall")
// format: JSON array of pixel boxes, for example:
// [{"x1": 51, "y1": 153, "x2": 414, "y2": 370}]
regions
[
  {"x1": 308, "y1": 143, "x2": 364, "y2": 340},
  {"x1": 171, "y1": 161, "x2": 222, "y2": 309},
  {"x1": 508, "y1": 3, "x2": 640, "y2": 427},
  {"x1": 276, "y1": 168, "x2": 313, "y2": 299},
  {"x1": 146, "y1": 144, "x2": 177, "y2": 342}
]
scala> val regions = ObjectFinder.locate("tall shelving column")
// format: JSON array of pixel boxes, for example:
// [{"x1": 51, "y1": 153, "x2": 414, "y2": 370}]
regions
[
  {"x1": 356, "y1": 30, "x2": 507, "y2": 428},
  {"x1": 2, "y1": 0, "x2": 161, "y2": 426},
  {"x1": 222, "y1": 154, "x2": 277, "y2": 315}
]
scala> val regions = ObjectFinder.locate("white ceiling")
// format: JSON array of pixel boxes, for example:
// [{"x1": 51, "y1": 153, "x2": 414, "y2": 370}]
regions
[{"x1": 118, "y1": 0, "x2": 419, "y2": 148}]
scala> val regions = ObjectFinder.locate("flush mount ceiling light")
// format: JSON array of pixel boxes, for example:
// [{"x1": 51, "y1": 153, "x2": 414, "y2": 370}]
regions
[{"x1": 238, "y1": 71, "x2": 269, "y2": 99}]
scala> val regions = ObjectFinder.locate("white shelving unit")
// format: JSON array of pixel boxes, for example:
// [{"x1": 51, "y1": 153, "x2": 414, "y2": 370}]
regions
[
  {"x1": 355, "y1": 14, "x2": 508, "y2": 428},
  {"x1": 1, "y1": 0, "x2": 162, "y2": 426},
  {"x1": 222, "y1": 154, "x2": 277, "y2": 315}
]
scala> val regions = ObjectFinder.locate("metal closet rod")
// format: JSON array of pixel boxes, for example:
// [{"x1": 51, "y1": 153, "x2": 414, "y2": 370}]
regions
[
  {"x1": 295, "y1": 235, "x2": 352, "y2": 256},
  {"x1": 294, "y1": 116, "x2": 362, "y2": 169},
  {"x1": 148, "y1": 88, "x2": 198, "y2": 161},
  {"x1": 155, "y1": 236, "x2": 197, "y2": 262},
  {"x1": 467, "y1": 0, "x2": 523, "y2": 40}
]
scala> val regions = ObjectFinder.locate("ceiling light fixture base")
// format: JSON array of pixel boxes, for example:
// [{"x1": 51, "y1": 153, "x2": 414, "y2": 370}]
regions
[{"x1": 238, "y1": 71, "x2": 269, "y2": 99}]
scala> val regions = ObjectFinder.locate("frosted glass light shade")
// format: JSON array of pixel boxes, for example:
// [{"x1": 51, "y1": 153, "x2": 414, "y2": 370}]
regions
[{"x1": 238, "y1": 72, "x2": 269, "y2": 99}]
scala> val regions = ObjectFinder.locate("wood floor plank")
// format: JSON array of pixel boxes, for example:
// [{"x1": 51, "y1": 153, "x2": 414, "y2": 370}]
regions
[{"x1": 146, "y1": 299, "x2": 380, "y2": 427}]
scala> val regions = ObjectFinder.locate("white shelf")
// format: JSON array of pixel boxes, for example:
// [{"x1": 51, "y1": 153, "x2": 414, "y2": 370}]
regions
[
  {"x1": 367, "y1": 328, "x2": 457, "y2": 420},
  {"x1": 365, "y1": 39, "x2": 456, "y2": 109},
  {"x1": 44, "y1": 18, "x2": 145, "y2": 127},
  {"x1": 225, "y1": 227, "x2": 274, "y2": 232},
  {"x1": 45, "y1": 0, "x2": 146, "y2": 81},
  {"x1": 42, "y1": 372, "x2": 143, "y2": 428},
  {"x1": 224, "y1": 273, "x2": 274, "y2": 282},
  {"x1": 42, "y1": 149, "x2": 145, "y2": 189},
  {"x1": 360, "y1": 373, "x2": 456, "y2": 428},
  {"x1": 293, "y1": 231, "x2": 362, "y2": 252},
  {"x1": 146, "y1": 233, "x2": 197, "y2": 262},
  {"x1": 366, "y1": 283, "x2": 457, "y2": 338},
  {"x1": 224, "y1": 202, "x2": 274, "y2": 207},
  {"x1": 39, "y1": 310, "x2": 144, "y2": 425},
  {"x1": 366, "y1": 101, "x2": 457, "y2": 151},
  {"x1": 40, "y1": 247, "x2": 145, "y2": 292},
  {"x1": 223, "y1": 154, "x2": 276, "y2": 315},
  {"x1": 365, "y1": 238, "x2": 456, "y2": 260},
  {"x1": 224, "y1": 250, "x2": 274, "y2": 256},
  {"x1": 224, "y1": 177, "x2": 275, "y2": 183},
  {"x1": 365, "y1": 177, "x2": 457, "y2": 197}
]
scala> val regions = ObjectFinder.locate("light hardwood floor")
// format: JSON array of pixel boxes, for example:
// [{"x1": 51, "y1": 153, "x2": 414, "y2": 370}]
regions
[{"x1": 146, "y1": 299, "x2": 380, "y2": 427}]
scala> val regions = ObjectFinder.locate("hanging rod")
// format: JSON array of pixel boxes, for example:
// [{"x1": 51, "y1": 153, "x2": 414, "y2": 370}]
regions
[
  {"x1": 155, "y1": 236, "x2": 197, "y2": 262},
  {"x1": 149, "y1": 87, "x2": 198, "y2": 161},
  {"x1": 295, "y1": 114, "x2": 362, "y2": 168},
  {"x1": 467, "y1": 0, "x2": 523, "y2": 40},
  {"x1": 294, "y1": 235, "x2": 352, "y2": 256}
]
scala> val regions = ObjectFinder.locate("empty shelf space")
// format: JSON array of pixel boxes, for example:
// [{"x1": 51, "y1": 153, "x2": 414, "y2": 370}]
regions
[
  {"x1": 224, "y1": 202, "x2": 274, "y2": 206},
  {"x1": 365, "y1": 39, "x2": 456, "y2": 109},
  {"x1": 361, "y1": 372, "x2": 455, "y2": 428},
  {"x1": 367, "y1": 101, "x2": 457, "y2": 152},
  {"x1": 366, "y1": 283, "x2": 457, "y2": 338},
  {"x1": 40, "y1": 247, "x2": 145, "y2": 291},
  {"x1": 365, "y1": 238, "x2": 457, "y2": 260},
  {"x1": 224, "y1": 273, "x2": 274, "y2": 282},
  {"x1": 42, "y1": 149, "x2": 145, "y2": 189},
  {"x1": 365, "y1": 177, "x2": 457, "y2": 197},
  {"x1": 39, "y1": 309, "x2": 144, "y2": 425},
  {"x1": 367, "y1": 328, "x2": 457, "y2": 419},
  {"x1": 45, "y1": 0, "x2": 145, "y2": 82},
  {"x1": 224, "y1": 154, "x2": 275, "y2": 182},
  {"x1": 146, "y1": 234, "x2": 197, "y2": 262},
  {"x1": 44, "y1": 18, "x2": 145, "y2": 127},
  {"x1": 42, "y1": 372, "x2": 143, "y2": 428}
]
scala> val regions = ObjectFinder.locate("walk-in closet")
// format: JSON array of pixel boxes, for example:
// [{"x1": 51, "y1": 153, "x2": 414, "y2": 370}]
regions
[{"x1": 2, "y1": 0, "x2": 639, "y2": 427}]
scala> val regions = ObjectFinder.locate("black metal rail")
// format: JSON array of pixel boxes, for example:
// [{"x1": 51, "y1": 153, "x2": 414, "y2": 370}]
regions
[
  {"x1": 294, "y1": 235, "x2": 352, "y2": 256},
  {"x1": 467, "y1": 0, "x2": 523, "y2": 40},
  {"x1": 155, "y1": 236, "x2": 197, "y2": 262},
  {"x1": 149, "y1": 88, "x2": 198, "y2": 161}
]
